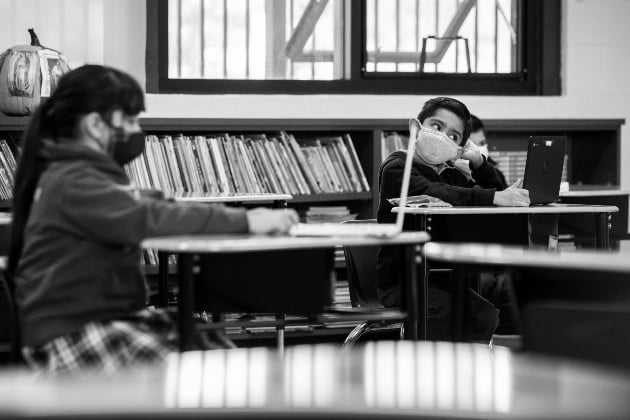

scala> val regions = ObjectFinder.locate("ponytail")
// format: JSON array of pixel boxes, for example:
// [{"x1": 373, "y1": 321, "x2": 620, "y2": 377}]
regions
[{"x1": 8, "y1": 100, "x2": 53, "y2": 278}]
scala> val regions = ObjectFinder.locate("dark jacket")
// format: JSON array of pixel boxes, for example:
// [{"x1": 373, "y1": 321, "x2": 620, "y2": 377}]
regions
[
  {"x1": 15, "y1": 143, "x2": 249, "y2": 347},
  {"x1": 376, "y1": 151, "x2": 504, "y2": 307}
]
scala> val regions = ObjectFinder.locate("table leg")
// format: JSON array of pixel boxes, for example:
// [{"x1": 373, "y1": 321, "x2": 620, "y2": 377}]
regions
[
  {"x1": 276, "y1": 313, "x2": 285, "y2": 359},
  {"x1": 158, "y1": 252, "x2": 169, "y2": 308},
  {"x1": 452, "y1": 265, "x2": 469, "y2": 341},
  {"x1": 178, "y1": 253, "x2": 195, "y2": 352},
  {"x1": 417, "y1": 215, "x2": 429, "y2": 340},
  {"x1": 595, "y1": 212, "x2": 611, "y2": 250},
  {"x1": 404, "y1": 245, "x2": 419, "y2": 340}
]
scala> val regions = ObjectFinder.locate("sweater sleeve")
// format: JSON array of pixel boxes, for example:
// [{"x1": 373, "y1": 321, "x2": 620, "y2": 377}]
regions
[
  {"x1": 470, "y1": 157, "x2": 506, "y2": 190},
  {"x1": 59, "y1": 174, "x2": 249, "y2": 245},
  {"x1": 382, "y1": 158, "x2": 496, "y2": 207}
]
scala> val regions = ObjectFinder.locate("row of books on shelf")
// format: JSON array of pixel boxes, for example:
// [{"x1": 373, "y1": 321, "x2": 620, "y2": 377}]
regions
[
  {"x1": 124, "y1": 132, "x2": 370, "y2": 197},
  {"x1": 0, "y1": 139, "x2": 17, "y2": 200},
  {"x1": 381, "y1": 131, "x2": 409, "y2": 160},
  {"x1": 304, "y1": 206, "x2": 357, "y2": 223},
  {"x1": 488, "y1": 150, "x2": 568, "y2": 185}
]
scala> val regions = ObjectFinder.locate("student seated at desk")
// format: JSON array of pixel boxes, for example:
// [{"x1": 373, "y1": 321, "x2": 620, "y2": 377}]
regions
[
  {"x1": 453, "y1": 114, "x2": 507, "y2": 187},
  {"x1": 8, "y1": 65, "x2": 298, "y2": 375},
  {"x1": 377, "y1": 97, "x2": 530, "y2": 341}
]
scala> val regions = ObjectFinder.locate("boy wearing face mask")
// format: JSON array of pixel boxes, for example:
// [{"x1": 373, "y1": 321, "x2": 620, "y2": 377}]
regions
[
  {"x1": 376, "y1": 97, "x2": 530, "y2": 341},
  {"x1": 453, "y1": 114, "x2": 507, "y2": 186}
]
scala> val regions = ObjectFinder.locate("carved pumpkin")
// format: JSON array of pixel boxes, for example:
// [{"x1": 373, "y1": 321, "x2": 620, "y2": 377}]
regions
[{"x1": 0, "y1": 29, "x2": 70, "y2": 116}]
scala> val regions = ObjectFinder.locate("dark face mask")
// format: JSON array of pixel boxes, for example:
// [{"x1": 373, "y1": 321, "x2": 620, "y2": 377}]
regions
[{"x1": 110, "y1": 128, "x2": 146, "y2": 165}]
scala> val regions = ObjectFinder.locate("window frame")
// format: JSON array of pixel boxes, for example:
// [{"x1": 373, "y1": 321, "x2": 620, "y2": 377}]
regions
[{"x1": 145, "y1": 0, "x2": 560, "y2": 96}]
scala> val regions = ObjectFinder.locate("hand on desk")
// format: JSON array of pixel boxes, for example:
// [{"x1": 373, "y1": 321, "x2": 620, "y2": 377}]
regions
[
  {"x1": 246, "y1": 207, "x2": 299, "y2": 235},
  {"x1": 493, "y1": 179, "x2": 530, "y2": 207}
]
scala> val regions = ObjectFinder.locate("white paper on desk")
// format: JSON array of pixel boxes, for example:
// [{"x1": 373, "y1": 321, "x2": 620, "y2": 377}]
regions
[{"x1": 388, "y1": 194, "x2": 453, "y2": 208}]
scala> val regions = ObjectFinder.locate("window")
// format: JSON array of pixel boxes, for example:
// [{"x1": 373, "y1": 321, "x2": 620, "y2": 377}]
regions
[{"x1": 146, "y1": 0, "x2": 560, "y2": 95}]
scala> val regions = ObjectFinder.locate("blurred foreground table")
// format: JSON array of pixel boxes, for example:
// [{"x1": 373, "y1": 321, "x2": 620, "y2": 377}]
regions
[{"x1": 1, "y1": 341, "x2": 630, "y2": 419}]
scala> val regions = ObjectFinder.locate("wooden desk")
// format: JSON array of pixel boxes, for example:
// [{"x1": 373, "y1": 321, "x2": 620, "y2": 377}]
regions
[
  {"x1": 142, "y1": 232, "x2": 430, "y2": 352},
  {"x1": 154, "y1": 194, "x2": 292, "y2": 307},
  {"x1": 423, "y1": 242, "x2": 630, "y2": 345},
  {"x1": 393, "y1": 204, "x2": 618, "y2": 340},
  {"x1": 2, "y1": 341, "x2": 630, "y2": 418},
  {"x1": 394, "y1": 203, "x2": 618, "y2": 249},
  {"x1": 559, "y1": 190, "x2": 629, "y2": 247},
  {"x1": 423, "y1": 241, "x2": 630, "y2": 272}
]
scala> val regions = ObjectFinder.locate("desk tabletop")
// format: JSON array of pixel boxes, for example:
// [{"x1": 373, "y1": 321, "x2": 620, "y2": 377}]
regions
[
  {"x1": 560, "y1": 189, "x2": 630, "y2": 197},
  {"x1": 424, "y1": 242, "x2": 630, "y2": 273},
  {"x1": 1, "y1": 341, "x2": 629, "y2": 419},
  {"x1": 393, "y1": 203, "x2": 619, "y2": 215},
  {"x1": 142, "y1": 231, "x2": 431, "y2": 253},
  {"x1": 170, "y1": 193, "x2": 293, "y2": 203}
]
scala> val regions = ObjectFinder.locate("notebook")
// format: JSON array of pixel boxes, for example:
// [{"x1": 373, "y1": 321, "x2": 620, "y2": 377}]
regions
[
  {"x1": 289, "y1": 119, "x2": 418, "y2": 238},
  {"x1": 522, "y1": 136, "x2": 567, "y2": 205}
]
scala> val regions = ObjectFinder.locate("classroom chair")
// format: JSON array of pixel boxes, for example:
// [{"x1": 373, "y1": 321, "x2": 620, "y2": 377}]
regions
[
  {"x1": 0, "y1": 266, "x2": 21, "y2": 365},
  {"x1": 341, "y1": 220, "x2": 406, "y2": 346}
]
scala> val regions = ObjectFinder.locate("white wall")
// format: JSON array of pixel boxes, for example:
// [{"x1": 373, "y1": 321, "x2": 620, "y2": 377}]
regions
[{"x1": 2, "y1": 0, "x2": 629, "y2": 187}]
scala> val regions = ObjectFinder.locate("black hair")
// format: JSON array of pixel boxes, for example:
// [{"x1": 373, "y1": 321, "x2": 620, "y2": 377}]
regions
[
  {"x1": 416, "y1": 97, "x2": 472, "y2": 144},
  {"x1": 8, "y1": 65, "x2": 145, "y2": 277},
  {"x1": 470, "y1": 114, "x2": 485, "y2": 133}
]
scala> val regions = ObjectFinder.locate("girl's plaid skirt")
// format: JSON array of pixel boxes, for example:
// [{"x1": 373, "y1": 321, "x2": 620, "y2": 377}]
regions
[{"x1": 22, "y1": 307, "x2": 178, "y2": 375}]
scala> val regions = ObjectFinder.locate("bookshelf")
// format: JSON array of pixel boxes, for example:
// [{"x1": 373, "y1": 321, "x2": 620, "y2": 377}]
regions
[{"x1": 0, "y1": 116, "x2": 625, "y2": 204}]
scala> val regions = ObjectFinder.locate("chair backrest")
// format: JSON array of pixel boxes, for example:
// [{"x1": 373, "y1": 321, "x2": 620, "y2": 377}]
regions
[
  {"x1": 0, "y1": 267, "x2": 20, "y2": 364},
  {"x1": 342, "y1": 220, "x2": 383, "y2": 309}
]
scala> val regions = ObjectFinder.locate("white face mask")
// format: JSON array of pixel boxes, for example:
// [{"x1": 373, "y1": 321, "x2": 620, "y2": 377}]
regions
[
  {"x1": 412, "y1": 122, "x2": 463, "y2": 165},
  {"x1": 478, "y1": 144, "x2": 489, "y2": 157}
]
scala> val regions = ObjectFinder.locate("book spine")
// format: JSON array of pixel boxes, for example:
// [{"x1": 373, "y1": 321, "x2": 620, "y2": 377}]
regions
[
  {"x1": 208, "y1": 137, "x2": 232, "y2": 193},
  {"x1": 263, "y1": 138, "x2": 290, "y2": 193},
  {"x1": 0, "y1": 140, "x2": 17, "y2": 174},
  {"x1": 344, "y1": 134, "x2": 370, "y2": 192},
  {"x1": 190, "y1": 137, "x2": 208, "y2": 194},
  {"x1": 334, "y1": 137, "x2": 361, "y2": 191},
  {"x1": 286, "y1": 133, "x2": 321, "y2": 194},
  {"x1": 0, "y1": 145, "x2": 14, "y2": 190},
  {"x1": 319, "y1": 145, "x2": 343, "y2": 192},
  {"x1": 181, "y1": 136, "x2": 201, "y2": 194},
  {"x1": 198, "y1": 137, "x2": 219, "y2": 194},
  {"x1": 145, "y1": 136, "x2": 163, "y2": 190},
  {"x1": 244, "y1": 139, "x2": 272, "y2": 193},
  {"x1": 237, "y1": 137, "x2": 262, "y2": 194},
  {"x1": 224, "y1": 135, "x2": 246, "y2": 193},
  {"x1": 303, "y1": 147, "x2": 330, "y2": 192},
  {"x1": 279, "y1": 134, "x2": 310, "y2": 195},
  {"x1": 164, "y1": 136, "x2": 184, "y2": 193},
  {"x1": 253, "y1": 139, "x2": 281, "y2": 193},
  {"x1": 157, "y1": 136, "x2": 176, "y2": 194},
  {"x1": 326, "y1": 142, "x2": 352, "y2": 192},
  {"x1": 270, "y1": 138, "x2": 299, "y2": 195},
  {"x1": 172, "y1": 136, "x2": 193, "y2": 193},
  {"x1": 193, "y1": 136, "x2": 211, "y2": 193},
  {"x1": 309, "y1": 142, "x2": 336, "y2": 192},
  {"x1": 232, "y1": 136, "x2": 253, "y2": 193}
]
